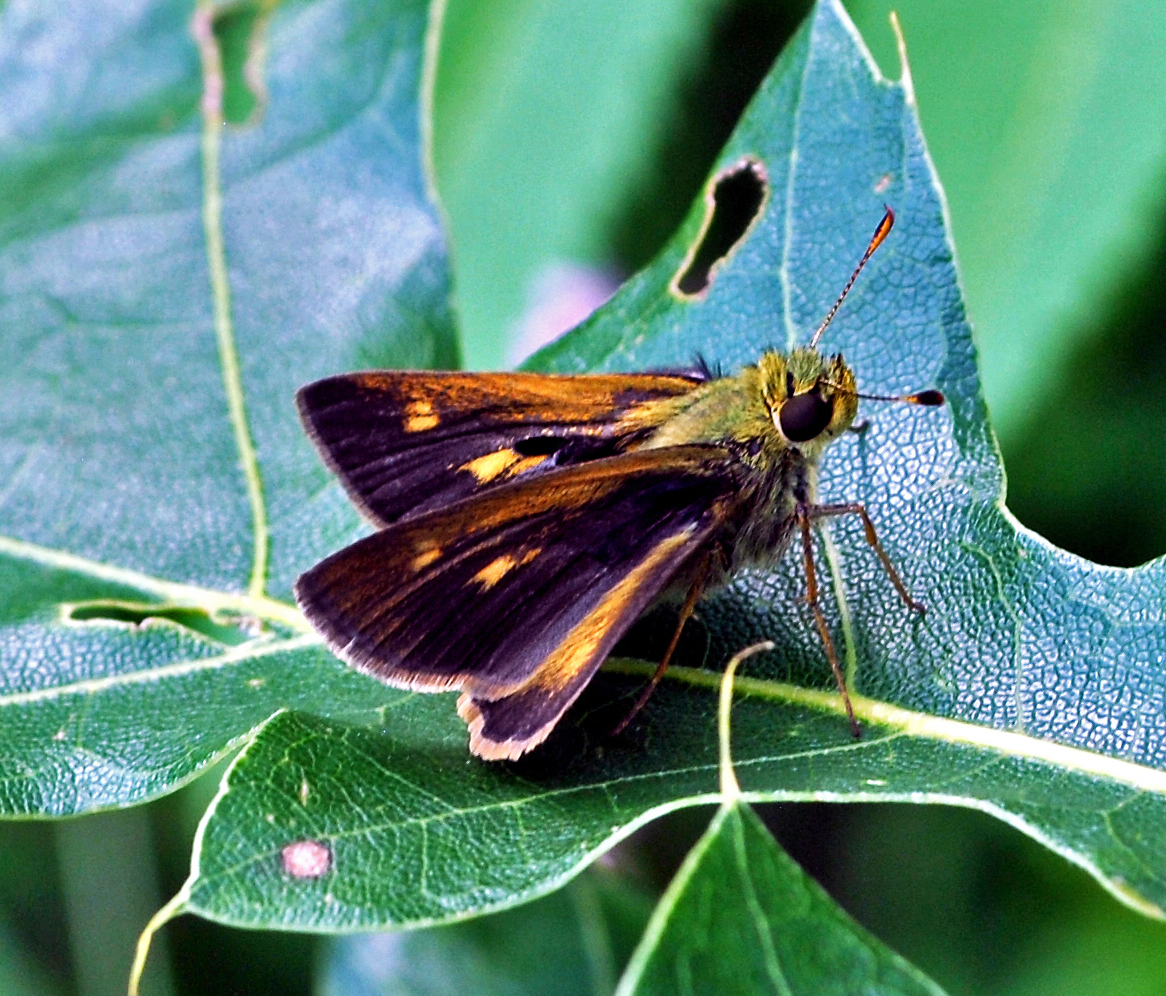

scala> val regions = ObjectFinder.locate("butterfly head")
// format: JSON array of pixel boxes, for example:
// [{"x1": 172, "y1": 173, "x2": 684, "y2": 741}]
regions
[{"x1": 758, "y1": 348, "x2": 859, "y2": 450}]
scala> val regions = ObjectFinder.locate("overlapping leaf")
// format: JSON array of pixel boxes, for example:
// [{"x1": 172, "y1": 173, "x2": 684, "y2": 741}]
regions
[{"x1": 615, "y1": 800, "x2": 946, "y2": 996}]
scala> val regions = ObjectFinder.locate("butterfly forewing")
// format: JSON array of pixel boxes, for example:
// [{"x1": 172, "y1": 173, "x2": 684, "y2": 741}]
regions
[
  {"x1": 294, "y1": 446, "x2": 742, "y2": 757},
  {"x1": 296, "y1": 371, "x2": 703, "y2": 527}
]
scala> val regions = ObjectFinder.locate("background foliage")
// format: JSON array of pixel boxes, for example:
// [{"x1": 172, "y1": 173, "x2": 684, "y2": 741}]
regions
[{"x1": 1, "y1": 0, "x2": 1165, "y2": 995}]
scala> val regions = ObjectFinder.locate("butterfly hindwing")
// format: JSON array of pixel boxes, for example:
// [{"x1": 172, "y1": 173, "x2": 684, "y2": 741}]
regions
[
  {"x1": 294, "y1": 446, "x2": 743, "y2": 757},
  {"x1": 454, "y1": 519, "x2": 710, "y2": 760},
  {"x1": 296, "y1": 371, "x2": 704, "y2": 527}
]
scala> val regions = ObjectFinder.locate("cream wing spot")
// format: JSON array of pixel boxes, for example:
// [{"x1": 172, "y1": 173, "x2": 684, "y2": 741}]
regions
[
  {"x1": 471, "y1": 547, "x2": 541, "y2": 590},
  {"x1": 460, "y1": 449, "x2": 520, "y2": 483},
  {"x1": 403, "y1": 400, "x2": 439, "y2": 432}
]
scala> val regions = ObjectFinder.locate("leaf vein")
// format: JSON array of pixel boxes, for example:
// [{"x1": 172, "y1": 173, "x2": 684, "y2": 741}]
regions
[
  {"x1": 0, "y1": 533, "x2": 309, "y2": 631},
  {"x1": 0, "y1": 634, "x2": 319, "y2": 708},
  {"x1": 193, "y1": 4, "x2": 270, "y2": 599},
  {"x1": 779, "y1": 20, "x2": 814, "y2": 350}
]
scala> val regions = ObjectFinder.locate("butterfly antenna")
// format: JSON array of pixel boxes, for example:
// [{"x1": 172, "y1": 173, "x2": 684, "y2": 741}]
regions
[
  {"x1": 832, "y1": 386, "x2": 946, "y2": 407},
  {"x1": 809, "y1": 207, "x2": 895, "y2": 349}
]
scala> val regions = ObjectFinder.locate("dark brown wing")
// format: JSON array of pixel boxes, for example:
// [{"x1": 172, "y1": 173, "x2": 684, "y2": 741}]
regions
[
  {"x1": 296, "y1": 370, "x2": 702, "y2": 526},
  {"x1": 294, "y1": 446, "x2": 744, "y2": 759}
]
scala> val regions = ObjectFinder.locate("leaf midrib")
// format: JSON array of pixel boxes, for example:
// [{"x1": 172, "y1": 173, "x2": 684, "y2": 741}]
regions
[
  {"x1": 606, "y1": 659, "x2": 1166, "y2": 794},
  {"x1": 7, "y1": 524, "x2": 1159, "y2": 798}
]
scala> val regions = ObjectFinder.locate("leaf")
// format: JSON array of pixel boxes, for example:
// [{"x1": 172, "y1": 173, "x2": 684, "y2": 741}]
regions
[
  {"x1": 614, "y1": 801, "x2": 946, "y2": 996},
  {"x1": 170, "y1": 0, "x2": 1166, "y2": 933},
  {"x1": 433, "y1": 0, "x2": 726, "y2": 369},
  {"x1": 5, "y1": 0, "x2": 1166, "y2": 961},
  {"x1": 0, "y1": 0, "x2": 455, "y2": 814},
  {"x1": 317, "y1": 869, "x2": 652, "y2": 996}
]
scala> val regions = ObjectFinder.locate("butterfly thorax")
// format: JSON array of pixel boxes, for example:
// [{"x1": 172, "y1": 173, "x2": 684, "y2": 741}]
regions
[{"x1": 636, "y1": 347, "x2": 859, "y2": 572}]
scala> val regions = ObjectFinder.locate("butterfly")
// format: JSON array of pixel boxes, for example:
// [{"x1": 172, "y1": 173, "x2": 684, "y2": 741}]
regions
[{"x1": 294, "y1": 209, "x2": 943, "y2": 760}]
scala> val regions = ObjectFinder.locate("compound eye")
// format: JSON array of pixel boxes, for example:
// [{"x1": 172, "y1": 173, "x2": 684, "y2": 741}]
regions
[{"x1": 778, "y1": 389, "x2": 834, "y2": 442}]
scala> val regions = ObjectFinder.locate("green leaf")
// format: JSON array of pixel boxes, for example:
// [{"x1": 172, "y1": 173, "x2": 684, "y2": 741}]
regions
[
  {"x1": 0, "y1": 0, "x2": 454, "y2": 814},
  {"x1": 172, "y1": 0, "x2": 1166, "y2": 933},
  {"x1": 615, "y1": 801, "x2": 945, "y2": 996},
  {"x1": 433, "y1": 0, "x2": 727, "y2": 370},
  {"x1": 317, "y1": 869, "x2": 653, "y2": 996},
  {"x1": 5, "y1": 0, "x2": 1166, "y2": 966}
]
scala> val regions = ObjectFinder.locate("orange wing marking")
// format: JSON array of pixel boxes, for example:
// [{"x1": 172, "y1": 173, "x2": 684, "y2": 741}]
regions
[
  {"x1": 471, "y1": 548, "x2": 542, "y2": 590},
  {"x1": 460, "y1": 449, "x2": 520, "y2": 483},
  {"x1": 460, "y1": 449, "x2": 549, "y2": 483},
  {"x1": 457, "y1": 526, "x2": 699, "y2": 761},
  {"x1": 403, "y1": 400, "x2": 439, "y2": 432},
  {"x1": 525, "y1": 528, "x2": 695, "y2": 693}
]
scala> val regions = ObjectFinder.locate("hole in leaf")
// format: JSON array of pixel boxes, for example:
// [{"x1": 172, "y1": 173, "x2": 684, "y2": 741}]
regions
[
  {"x1": 67, "y1": 602, "x2": 260, "y2": 646},
  {"x1": 673, "y1": 158, "x2": 768, "y2": 297},
  {"x1": 607, "y1": 1, "x2": 807, "y2": 275},
  {"x1": 213, "y1": 1, "x2": 275, "y2": 126}
]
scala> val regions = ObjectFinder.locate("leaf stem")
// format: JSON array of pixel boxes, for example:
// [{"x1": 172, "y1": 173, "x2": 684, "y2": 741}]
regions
[
  {"x1": 129, "y1": 882, "x2": 189, "y2": 996},
  {"x1": 718, "y1": 641, "x2": 775, "y2": 800}
]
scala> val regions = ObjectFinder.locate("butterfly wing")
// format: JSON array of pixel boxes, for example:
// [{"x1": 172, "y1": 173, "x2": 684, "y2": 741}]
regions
[
  {"x1": 296, "y1": 371, "x2": 703, "y2": 526},
  {"x1": 294, "y1": 446, "x2": 744, "y2": 759}
]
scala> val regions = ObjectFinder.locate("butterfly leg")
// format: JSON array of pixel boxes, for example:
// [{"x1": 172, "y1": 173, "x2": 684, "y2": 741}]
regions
[
  {"x1": 796, "y1": 506, "x2": 861, "y2": 738},
  {"x1": 610, "y1": 552, "x2": 712, "y2": 737},
  {"x1": 805, "y1": 502, "x2": 924, "y2": 613}
]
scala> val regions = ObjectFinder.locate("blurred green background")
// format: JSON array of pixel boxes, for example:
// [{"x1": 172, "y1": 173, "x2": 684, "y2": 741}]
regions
[{"x1": 4, "y1": 0, "x2": 1166, "y2": 993}]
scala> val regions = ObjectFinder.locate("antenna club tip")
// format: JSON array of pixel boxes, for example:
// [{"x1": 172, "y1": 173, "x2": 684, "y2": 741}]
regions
[
  {"x1": 911, "y1": 389, "x2": 945, "y2": 406},
  {"x1": 870, "y1": 207, "x2": 895, "y2": 252}
]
